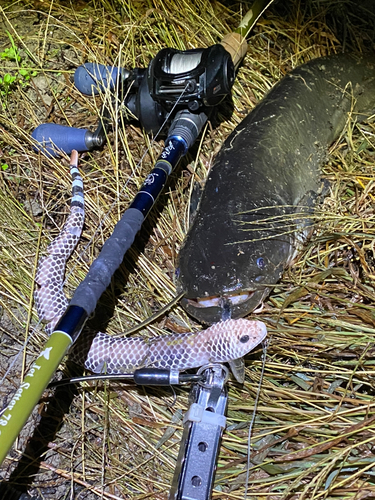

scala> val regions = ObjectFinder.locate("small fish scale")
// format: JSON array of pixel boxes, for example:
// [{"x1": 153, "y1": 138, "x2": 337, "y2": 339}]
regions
[{"x1": 35, "y1": 151, "x2": 267, "y2": 375}]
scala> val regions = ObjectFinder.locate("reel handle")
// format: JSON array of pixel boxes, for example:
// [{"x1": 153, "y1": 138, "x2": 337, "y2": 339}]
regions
[
  {"x1": 32, "y1": 123, "x2": 100, "y2": 157},
  {"x1": 74, "y1": 63, "x2": 128, "y2": 95}
]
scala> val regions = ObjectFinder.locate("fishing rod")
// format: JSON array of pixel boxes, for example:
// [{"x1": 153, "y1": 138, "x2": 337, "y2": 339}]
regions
[
  {"x1": 0, "y1": 1, "x2": 274, "y2": 497},
  {"x1": 0, "y1": 108, "x2": 208, "y2": 462},
  {"x1": 0, "y1": 43, "x2": 238, "y2": 462}
]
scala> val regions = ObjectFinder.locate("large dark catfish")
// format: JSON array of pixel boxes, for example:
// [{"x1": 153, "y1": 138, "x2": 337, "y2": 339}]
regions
[{"x1": 177, "y1": 54, "x2": 375, "y2": 324}]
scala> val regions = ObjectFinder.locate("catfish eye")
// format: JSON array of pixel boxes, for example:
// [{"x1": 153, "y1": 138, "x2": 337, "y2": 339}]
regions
[
  {"x1": 240, "y1": 334, "x2": 249, "y2": 343},
  {"x1": 257, "y1": 257, "x2": 265, "y2": 269}
]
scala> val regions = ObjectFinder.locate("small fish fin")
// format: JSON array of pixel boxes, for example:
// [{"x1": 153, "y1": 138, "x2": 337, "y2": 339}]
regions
[{"x1": 228, "y1": 357, "x2": 245, "y2": 384}]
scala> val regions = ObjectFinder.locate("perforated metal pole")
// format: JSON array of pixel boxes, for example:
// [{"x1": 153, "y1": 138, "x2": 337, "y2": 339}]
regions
[{"x1": 170, "y1": 365, "x2": 229, "y2": 500}]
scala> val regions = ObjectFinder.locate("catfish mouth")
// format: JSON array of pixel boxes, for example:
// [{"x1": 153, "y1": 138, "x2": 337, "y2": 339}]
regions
[
  {"x1": 185, "y1": 290, "x2": 255, "y2": 309},
  {"x1": 180, "y1": 288, "x2": 268, "y2": 324}
]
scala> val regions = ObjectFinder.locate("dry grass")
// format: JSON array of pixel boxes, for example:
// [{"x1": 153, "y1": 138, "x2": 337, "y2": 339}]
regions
[{"x1": 1, "y1": 0, "x2": 375, "y2": 498}]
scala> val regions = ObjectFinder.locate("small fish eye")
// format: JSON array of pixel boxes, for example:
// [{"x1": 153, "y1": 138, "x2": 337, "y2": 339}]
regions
[
  {"x1": 240, "y1": 334, "x2": 249, "y2": 343},
  {"x1": 257, "y1": 257, "x2": 265, "y2": 269}
]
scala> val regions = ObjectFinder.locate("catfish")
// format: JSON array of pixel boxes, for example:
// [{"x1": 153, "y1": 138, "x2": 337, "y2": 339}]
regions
[{"x1": 177, "y1": 54, "x2": 375, "y2": 324}]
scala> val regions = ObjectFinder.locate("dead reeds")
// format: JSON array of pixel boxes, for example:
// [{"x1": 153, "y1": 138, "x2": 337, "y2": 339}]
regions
[{"x1": 1, "y1": 0, "x2": 375, "y2": 498}]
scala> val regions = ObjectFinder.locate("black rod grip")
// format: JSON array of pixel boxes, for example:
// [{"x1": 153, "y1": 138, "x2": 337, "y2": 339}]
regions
[{"x1": 70, "y1": 208, "x2": 144, "y2": 315}]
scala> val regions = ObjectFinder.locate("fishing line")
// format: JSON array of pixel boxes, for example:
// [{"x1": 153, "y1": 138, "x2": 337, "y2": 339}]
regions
[{"x1": 244, "y1": 336, "x2": 270, "y2": 500}]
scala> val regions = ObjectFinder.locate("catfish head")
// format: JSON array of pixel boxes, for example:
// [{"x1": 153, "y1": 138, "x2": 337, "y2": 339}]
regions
[{"x1": 176, "y1": 205, "x2": 294, "y2": 324}]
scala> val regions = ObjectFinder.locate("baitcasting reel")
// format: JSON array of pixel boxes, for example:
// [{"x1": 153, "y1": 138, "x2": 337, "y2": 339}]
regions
[{"x1": 32, "y1": 44, "x2": 235, "y2": 156}]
